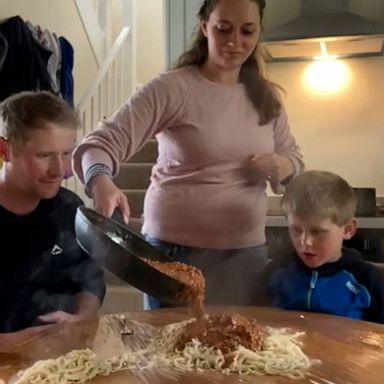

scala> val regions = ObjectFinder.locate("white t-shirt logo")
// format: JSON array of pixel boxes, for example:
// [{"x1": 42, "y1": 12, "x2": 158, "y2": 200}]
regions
[{"x1": 51, "y1": 245, "x2": 63, "y2": 255}]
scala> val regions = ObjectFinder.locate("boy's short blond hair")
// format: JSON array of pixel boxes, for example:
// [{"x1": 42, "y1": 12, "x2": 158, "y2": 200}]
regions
[
  {"x1": 281, "y1": 170, "x2": 357, "y2": 226},
  {"x1": 0, "y1": 91, "x2": 79, "y2": 147}
]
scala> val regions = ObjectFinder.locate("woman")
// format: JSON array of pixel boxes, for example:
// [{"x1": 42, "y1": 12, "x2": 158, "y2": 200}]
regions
[{"x1": 73, "y1": 0, "x2": 304, "y2": 308}]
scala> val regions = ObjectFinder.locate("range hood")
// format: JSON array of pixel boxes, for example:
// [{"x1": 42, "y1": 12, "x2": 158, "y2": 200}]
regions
[{"x1": 260, "y1": 0, "x2": 384, "y2": 62}]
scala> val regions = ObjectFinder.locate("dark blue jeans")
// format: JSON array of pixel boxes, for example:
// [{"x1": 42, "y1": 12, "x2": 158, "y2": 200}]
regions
[{"x1": 144, "y1": 236, "x2": 269, "y2": 310}]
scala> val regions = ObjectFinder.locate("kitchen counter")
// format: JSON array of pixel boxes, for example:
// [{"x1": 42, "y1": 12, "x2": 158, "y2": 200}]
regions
[
  {"x1": 266, "y1": 195, "x2": 384, "y2": 229},
  {"x1": 266, "y1": 215, "x2": 384, "y2": 229}
]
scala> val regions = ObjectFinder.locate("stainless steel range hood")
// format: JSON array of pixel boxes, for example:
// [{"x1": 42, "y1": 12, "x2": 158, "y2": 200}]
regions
[{"x1": 260, "y1": 0, "x2": 384, "y2": 62}]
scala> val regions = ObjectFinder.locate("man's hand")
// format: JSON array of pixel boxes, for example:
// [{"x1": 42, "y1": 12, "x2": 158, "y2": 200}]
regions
[{"x1": 38, "y1": 311, "x2": 85, "y2": 324}]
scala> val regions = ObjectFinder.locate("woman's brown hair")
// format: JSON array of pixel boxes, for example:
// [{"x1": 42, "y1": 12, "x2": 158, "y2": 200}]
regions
[{"x1": 175, "y1": 0, "x2": 281, "y2": 125}]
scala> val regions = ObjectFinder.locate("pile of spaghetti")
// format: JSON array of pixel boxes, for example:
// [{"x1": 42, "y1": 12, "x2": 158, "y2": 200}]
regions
[
  {"x1": 13, "y1": 314, "x2": 313, "y2": 383},
  {"x1": 111, "y1": 313, "x2": 312, "y2": 379},
  {"x1": 12, "y1": 349, "x2": 112, "y2": 384}
]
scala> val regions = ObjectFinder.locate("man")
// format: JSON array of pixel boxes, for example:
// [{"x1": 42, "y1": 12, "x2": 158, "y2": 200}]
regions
[{"x1": 0, "y1": 91, "x2": 105, "y2": 333}]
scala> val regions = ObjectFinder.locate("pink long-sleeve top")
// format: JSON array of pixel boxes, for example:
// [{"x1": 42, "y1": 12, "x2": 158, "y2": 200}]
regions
[{"x1": 73, "y1": 66, "x2": 304, "y2": 249}]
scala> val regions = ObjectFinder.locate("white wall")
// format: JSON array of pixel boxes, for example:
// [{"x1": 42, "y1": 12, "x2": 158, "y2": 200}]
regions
[
  {"x1": 1, "y1": 0, "x2": 99, "y2": 103},
  {"x1": 262, "y1": 0, "x2": 384, "y2": 195},
  {"x1": 266, "y1": 57, "x2": 384, "y2": 195},
  {"x1": 111, "y1": 0, "x2": 166, "y2": 85},
  {"x1": 135, "y1": 0, "x2": 166, "y2": 85}
]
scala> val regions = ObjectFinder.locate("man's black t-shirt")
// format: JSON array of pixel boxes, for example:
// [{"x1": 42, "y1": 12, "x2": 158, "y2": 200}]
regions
[{"x1": 0, "y1": 188, "x2": 105, "y2": 332}]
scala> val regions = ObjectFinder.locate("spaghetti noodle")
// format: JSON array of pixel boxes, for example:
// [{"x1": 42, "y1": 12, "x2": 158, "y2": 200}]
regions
[
  {"x1": 12, "y1": 349, "x2": 111, "y2": 384},
  {"x1": 111, "y1": 316, "x2": 314, "y2": 379},
  {"x1": 13, "y1": 317, "x2": 315, "y2": 383}
]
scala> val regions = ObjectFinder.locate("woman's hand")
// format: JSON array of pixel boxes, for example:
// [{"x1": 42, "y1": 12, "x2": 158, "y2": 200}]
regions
[
  {"x1": 249, "y1": 154, "x2": 283, "y2": 182},
  {"x1": 249, "y1": 154, "x2": 293, "y2": 194},
  {"x1": 89, "y1": 174, "x2": 130, "y2": 223}
]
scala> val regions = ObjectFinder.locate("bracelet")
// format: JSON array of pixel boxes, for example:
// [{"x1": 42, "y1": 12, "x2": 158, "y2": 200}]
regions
[{"x1": 84, "y1": 163, "x2": 112, "y2": 197}]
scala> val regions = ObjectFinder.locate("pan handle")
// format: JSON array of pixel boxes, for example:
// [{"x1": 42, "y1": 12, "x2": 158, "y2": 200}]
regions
[{"x1": 111, "y1": 208, "x2": 127, "y2": 226}]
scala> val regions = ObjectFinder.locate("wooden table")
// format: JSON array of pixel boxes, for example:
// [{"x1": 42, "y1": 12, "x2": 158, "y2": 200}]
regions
[{"x1": 1, "y1": 306, "x2": 384, "y2": 384}]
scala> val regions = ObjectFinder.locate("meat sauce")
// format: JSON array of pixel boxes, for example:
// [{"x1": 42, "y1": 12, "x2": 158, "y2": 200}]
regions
[
  {"x1": 142, "y1": 259, "x2": 265, "y2": 362},
  {"x1": 176, "y1": 314, "x2": 265, "y2": 355},
  {"x1": 142, "y1": 259, "x2": 206, "y2": 320}
]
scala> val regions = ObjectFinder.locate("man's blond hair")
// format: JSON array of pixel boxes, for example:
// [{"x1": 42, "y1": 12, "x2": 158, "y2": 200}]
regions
[
  {"x1": 0, "y1": 91, "x2": 79, "y2": 147},
  {"x1": 281, "y1": 170, "x2": 357, "y2": 226}
]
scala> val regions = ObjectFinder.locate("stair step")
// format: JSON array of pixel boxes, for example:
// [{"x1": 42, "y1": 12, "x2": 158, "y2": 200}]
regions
[
  {"x1": 114, "y1": 163, "x2": 152, "y2": 190},
  {"x1": 123, "y1": 189, "x2": 146, "y2": 217},
  {"x1": 128, "y1": 140, "x2": 158, "y2": 163}
]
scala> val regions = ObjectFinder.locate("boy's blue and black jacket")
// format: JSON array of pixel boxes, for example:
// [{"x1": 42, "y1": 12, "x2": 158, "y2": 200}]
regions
[{"x1": 264, "y1": 248, "x2": 384, "y2": 323}]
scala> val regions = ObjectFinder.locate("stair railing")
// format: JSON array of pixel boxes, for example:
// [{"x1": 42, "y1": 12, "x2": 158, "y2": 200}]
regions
[{"x1": 65, "y1": 25, "x2": 135, "y2": 199}]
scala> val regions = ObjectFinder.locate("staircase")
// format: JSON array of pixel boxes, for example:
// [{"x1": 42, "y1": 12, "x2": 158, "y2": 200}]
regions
[
  {"x1": 68, "y1": 0, "x2": 158, "y2": 218},
  {"x1": 65, "y1": 0, "x2": 137, "y2": 203},
  {"x1": 114, "y1": 139, "x2": 158, "y2": 219},
  {"x1": 69, "y1": 0, "x2": 153, "y2": 313},
  {"x1": 99, "y1": 140, "x2": 158, "y2": 314}
]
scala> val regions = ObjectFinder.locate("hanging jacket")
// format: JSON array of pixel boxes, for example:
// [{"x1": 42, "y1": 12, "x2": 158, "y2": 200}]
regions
[
  {"x1": 26, "y1": 21, "x2": 62, "y2": 95},
  {"x1": 58, "y1": 36, "x2": 74, "y2": 107},
  {"x1": 0, "y1": 15, "x2": 52, "y2": 101},
  {"x1": 0, "y1": 32, "x2": 7, "y2": 72},
  {"x1": 266, "y1": 248, "x2": 384, "y2": 323}
]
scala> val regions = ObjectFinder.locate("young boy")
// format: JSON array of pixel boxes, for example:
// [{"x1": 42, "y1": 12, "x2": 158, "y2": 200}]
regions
[
  {"x1": 0, "y1": 91, "x2": 105, "y2": 333},
  {"x1": 265, "y1": 170, "x2": 384, "y2": 323}
]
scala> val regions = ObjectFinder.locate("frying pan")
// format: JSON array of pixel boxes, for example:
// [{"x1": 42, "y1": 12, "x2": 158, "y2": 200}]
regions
[{"x1": 75, "y1": 206, "x2": 184, "y2": 305}]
